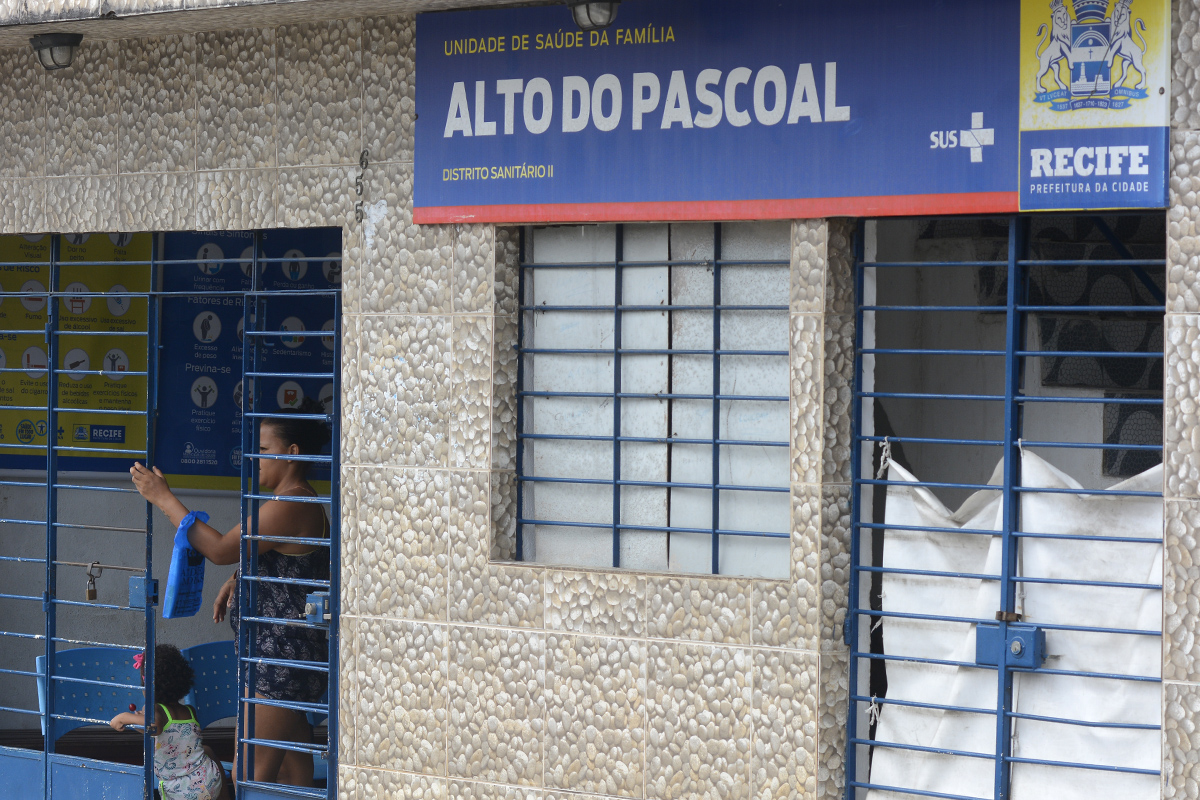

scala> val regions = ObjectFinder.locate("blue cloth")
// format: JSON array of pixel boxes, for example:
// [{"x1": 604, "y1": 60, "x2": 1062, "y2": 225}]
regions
[{"x1": 163, "y1": 511, "x2": 208, "y2": 619}]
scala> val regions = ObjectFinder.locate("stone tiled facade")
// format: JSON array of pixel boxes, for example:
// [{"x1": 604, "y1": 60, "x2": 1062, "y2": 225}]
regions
[
  {"x1": 1166, "y1": 4, "x2": 1200, "y2": 796},
  {"x1": 0, "y1": 0, "x2": 1193, "y2": 798},
  {"x1": 1168, "y1": 7, "x2": 1200, "y2": 797}
]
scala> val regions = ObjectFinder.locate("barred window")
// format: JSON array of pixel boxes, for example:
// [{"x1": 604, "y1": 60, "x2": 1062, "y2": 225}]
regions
[{"x1": 515, "y1": 222, "x2": 792, "y2": 578}]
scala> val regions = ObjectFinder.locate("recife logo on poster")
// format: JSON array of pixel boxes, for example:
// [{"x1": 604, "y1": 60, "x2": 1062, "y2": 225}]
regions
[
  {"x1": 1019, "y1": 0, "x2": 1169, "y2": 210},
  {"x1": 1022, "y1": 0, "x2": 1167, "y2": 129},
  {"x1": 1033, "y1": 0, "x2": 1150, "y2": 112}
]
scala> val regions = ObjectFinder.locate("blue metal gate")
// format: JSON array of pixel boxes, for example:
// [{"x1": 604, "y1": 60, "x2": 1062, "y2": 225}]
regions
[
  {"x1": 236, "y1": 235, "x2": 340, "y2": 800},
  {"x1": 845, "y1": 215, "x2": 1165, "y2": 799},
  {"x1": 0, "y1": 231, "x2": 340, "y2": 800},
  {"x1": 0, "y1": 233, "x2": 159, "y2": 798}
]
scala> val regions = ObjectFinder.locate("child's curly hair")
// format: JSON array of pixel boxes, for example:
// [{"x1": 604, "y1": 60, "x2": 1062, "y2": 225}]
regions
[{"x1": 148, "y1": 644, "x2": 194, "y2": 705}]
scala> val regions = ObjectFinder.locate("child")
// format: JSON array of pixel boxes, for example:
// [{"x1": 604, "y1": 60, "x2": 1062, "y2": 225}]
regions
[{"x1": 109, "y1": 645, "x2": 228, "y2": 800}]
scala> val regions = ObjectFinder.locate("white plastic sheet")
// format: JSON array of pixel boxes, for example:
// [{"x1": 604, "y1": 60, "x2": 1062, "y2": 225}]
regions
[{"x1": 867, "y1": 452, "x2": 1162, "y2": 800}]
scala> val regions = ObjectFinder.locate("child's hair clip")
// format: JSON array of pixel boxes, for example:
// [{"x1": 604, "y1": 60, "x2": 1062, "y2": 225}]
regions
[{"x1": 132, "y1": 652, "x2": 144, "y2": 671}]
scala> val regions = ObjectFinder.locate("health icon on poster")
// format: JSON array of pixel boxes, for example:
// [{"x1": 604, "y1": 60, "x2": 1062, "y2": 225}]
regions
[
  {"x1": 63, "y1": 348, "x2": 90, "y2": 381},
  {"x1": 282, "y1": 249, "x2": 307, "y2": 281},
  {"x1": 20, "y1": 280, "x2": 46, "y2": 313},
  {"x1": 239, "y1": 246, "x2": 266, "y2": 277},
  {"x1": 321, "y1": 253, "x2": 341, "y2": 285},
  {"x1": 102, "y1": 348, "x2": 129, "y2": 380},
  {"x1": 318, "y1": 383, "x2": 334, "y2": 415},
  {"x1": 197, "y1": 244, "x2": 224, "y2": 276},
  {"x1": 191, "y1": 377, "x2": 218, "y2": 409},
  {"x1": 21, "y1": 346, "x2": 47, "y2": 378},
  {"x1": 62, "y1": 282, "x2": 91, "y2": 316},
  {"x1": 107, "y1": 285, "x2": 130, "y2": 317},
  {"x1": 280, "y1": 317, "x2": 305, "y2": 348},
  {"x1": 277, "y1": 380, "x2": 303, "y2": 410},
  {"x1": 233, "y1": 379, "x2": 255, "y2": 412},
  {"x1": 193, "y1": 312, "x2": 222, "y2": 343}
]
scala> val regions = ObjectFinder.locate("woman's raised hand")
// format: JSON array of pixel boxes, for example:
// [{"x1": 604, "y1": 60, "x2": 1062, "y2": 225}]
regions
[{"x1": 130, "y1": 462, "x2": 171, "y2": 506}]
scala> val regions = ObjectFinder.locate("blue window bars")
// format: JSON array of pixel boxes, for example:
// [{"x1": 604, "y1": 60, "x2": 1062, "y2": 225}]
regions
[
  {"x1": 515, "y1": 223, "x2": 791, "y2": 576},
  {"x1": 0, "y1": 231, "x2": 340, "y2": 800},
  {"x1": 845, "y1": 215, "x2": 1165, "y2": 800}
]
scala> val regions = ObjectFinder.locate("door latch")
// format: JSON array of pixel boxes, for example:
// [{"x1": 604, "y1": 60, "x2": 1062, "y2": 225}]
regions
[
  {"x1": 129, "y1": 576, "x2": 159, "y2": 607},
  {"x1": 976, "y1": 622, "x2": 1047, "y2": 669},
  {"x1": 305, "y1": 592, "x2": 331, "y2": 626}
]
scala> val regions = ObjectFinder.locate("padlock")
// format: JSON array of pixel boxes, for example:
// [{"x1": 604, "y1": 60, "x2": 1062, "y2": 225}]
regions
[{"x1": 85, "y1": 562, "x2": 102, "y2": 602}]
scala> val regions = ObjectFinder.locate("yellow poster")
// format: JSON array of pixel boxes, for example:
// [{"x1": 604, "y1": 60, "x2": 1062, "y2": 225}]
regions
[
  {"x1": 0, "y1": 233, "x2": 153, "y2": 468},
  {"x1": 1020, "y1": 0, "x2": 1170, "y2": 129}
]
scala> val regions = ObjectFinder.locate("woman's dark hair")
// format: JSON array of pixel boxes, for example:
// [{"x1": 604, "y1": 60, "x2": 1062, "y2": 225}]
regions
[
  {"x1": 150, "y1": 644, "x2": 194, "y2": 705},
  {"x1": 261, "y1": 397, "x2": 332, "y2": 456}
]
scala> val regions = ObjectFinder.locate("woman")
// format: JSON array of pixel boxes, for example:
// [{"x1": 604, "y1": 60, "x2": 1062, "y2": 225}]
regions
[{"x1": 130, "y1": 405, "x2": 331, "y2": 787}]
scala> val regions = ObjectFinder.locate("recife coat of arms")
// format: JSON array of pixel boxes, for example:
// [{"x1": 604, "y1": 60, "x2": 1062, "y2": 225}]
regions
[{"x1": 1033, "y1": 0, "x2": 1149, "y2": 110}]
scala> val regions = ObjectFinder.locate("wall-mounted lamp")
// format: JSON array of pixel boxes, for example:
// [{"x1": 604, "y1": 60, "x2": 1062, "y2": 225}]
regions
[
  {"x1": 568, "y1": 1, "x2": 620, "y2": 31},
  {"x1": 30, "y1": 33, "x2": 83, "y2": 71}
]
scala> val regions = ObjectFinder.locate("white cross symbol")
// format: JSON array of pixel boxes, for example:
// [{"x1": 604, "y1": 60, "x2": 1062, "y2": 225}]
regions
[{"x1": 959, "y1": 112, "x2": 994, "y2": 163}]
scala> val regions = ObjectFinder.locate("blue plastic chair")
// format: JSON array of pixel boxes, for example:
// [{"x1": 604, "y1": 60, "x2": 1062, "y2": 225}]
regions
[
  {"x1": 181, "y1": 640, "x2": 237, "y2": 728},
  {"x1": 35, "y1": 647, "x2": 143, "y2": 739}
]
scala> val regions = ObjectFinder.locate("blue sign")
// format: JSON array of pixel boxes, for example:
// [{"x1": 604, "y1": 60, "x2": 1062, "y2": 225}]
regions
[
  {"x1": 157, "y1": 230, "x2": 339, "y2": 490},
  {"x1": 414, "y1": 0, "x2": 1169, "y2": 220},
  {"x1": 1019, "y1": 126, "x2": 1168, "y2": 211}
]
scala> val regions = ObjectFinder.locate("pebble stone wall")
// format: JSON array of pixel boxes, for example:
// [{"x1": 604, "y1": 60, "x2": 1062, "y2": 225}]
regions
[
  {"x1": 0, "y1": 9, "x2": 856, "y2": 799},
  {"x1": 1168, "y1": 2, "x2": 1200, "y2": 798},
  {"x1": 4, "y1": 0, "x2": 1196, "y2": 798}
]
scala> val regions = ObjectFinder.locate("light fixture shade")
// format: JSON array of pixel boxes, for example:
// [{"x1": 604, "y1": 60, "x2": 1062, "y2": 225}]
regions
[
  {"x1": 569, "y1": 1, "x2": 619, "y2": 30},
  {"x1": 29, "y1": 33, "x2": 82, "y2": 71}
]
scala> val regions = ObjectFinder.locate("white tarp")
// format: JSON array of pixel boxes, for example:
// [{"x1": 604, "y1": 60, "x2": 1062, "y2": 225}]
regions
[{"x1": 868, "y1": 452, "x2": 1162, "y2": 800}]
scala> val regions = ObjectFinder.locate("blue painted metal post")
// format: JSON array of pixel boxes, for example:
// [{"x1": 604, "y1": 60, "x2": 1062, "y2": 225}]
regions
[
  {"x1": 613, "y1": 225, "x2": 624, "y2": 568},
  {"x1": 844, "y1": 221, "x2": 867, "y2": 800},
  {"x1": 326, "y1": 291, "x2": 342, "y2": 800},
  {"x1": 43, "y1": 235, "x2": 60, "y2": 790},
  {"x1": 237, "y1": 232, "x2": 264, "y2": 789},
  {"x1": 144, "y1": 234, "x2": 163, "y2": 798},
  {"x1": 515, "y1": 228, "x2": 526, "y2": 562},
  {"x1": 711, "y1": 225, "x2": 722, "y2": 575},
  {"x1": 995, "y1": 216, "x2": 1029, "y2": 800}
]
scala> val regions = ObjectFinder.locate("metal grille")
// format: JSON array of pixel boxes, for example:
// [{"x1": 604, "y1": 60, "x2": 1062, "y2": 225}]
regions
[
  {"x1": 238, "y1": 234, "x2": 340, "y2": 800},
  {"x1": 515, "y1": 223, "x2": 791, "y2": 576},
  {"x1": 0, "y1": 233, "x2": 159, "y2": 797},
  {"x1": 846, "y1": 215, "x2": 1165, "y2": 800},
  {"x1": 0, "y1": 231, "x2": 341, "y2": 800}
]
